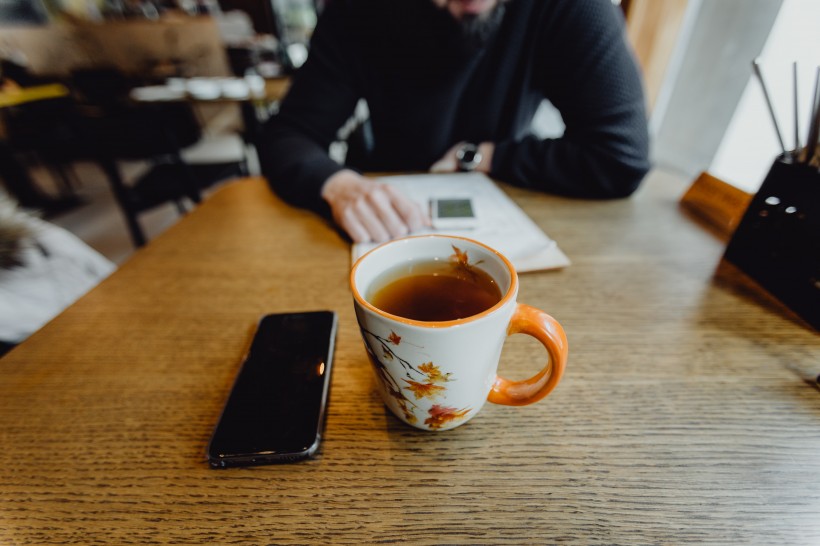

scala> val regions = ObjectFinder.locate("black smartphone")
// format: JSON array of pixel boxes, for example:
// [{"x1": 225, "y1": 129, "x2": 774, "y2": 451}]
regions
[{"x1": 207, "y1": 311, "x2": 338, "y2": 468}]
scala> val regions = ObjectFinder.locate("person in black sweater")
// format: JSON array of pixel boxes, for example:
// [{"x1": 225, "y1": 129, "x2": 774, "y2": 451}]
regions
[{"x1": 258, "y1": 0, "x2": 650, "y2": 243}]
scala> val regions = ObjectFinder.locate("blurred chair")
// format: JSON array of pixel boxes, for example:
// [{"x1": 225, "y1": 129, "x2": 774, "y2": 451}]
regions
[
  {"x1": 1, "y1": 66, "x2": 127, "y2": 204},
  {"x1": 1, "y1": 94, "x2": 87, "y2": 202},
  {"x1": 5, "y1": 65, "x2": 248, "y2": 247},
  {"x1": 0, "y1": 138, "x2": 80, "y2": 217},
  {"x1": 78, "y1": 100, "x2": 247, "y2": 247},
  {"x1": 64, "y1": 66, "x2": 248, "y2": 246},
  {"x1": 69, "y1": 67, "x2": 139, "y2": 109}
]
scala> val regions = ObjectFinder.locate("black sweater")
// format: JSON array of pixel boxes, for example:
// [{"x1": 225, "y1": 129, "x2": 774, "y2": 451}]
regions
[{"x1": 258, "y1": 0, "x2": 651, "y2": 214}]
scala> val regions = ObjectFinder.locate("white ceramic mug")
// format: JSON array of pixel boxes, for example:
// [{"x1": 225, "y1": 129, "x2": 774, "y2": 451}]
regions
[{"x1": 350, "y1": 235, "x2": 568, "y2": 431}]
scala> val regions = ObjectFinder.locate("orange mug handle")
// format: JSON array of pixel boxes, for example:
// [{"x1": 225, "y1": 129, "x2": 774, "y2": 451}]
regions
[{"x1": 487, "y1": 303, "x2": 568, "y2": 406}]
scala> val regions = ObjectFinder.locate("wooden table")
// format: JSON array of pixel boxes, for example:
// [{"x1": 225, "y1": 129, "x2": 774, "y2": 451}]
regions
[{"x1": 1, "y1": 172, "x2": 818, "y2": 544}]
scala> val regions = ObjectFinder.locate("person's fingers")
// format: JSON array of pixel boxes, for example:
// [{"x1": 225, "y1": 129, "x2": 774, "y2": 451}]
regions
[
  {"x1": 338, "y1": 205, "x2": 371, "y2": 243},
  {"x1": 323, "y1": 171, "x2": 387, "y2": 242},
  {"x1": 384, "y1": 185, "x2": 429, "y2": 230},
  {"x1": 322, "y1": 171, "x2": 431, "y2": 242},
  {"x1": 353, "y1": 196, "x2": 391, "y2": 242},
  {"x1": 367, "y1": 187, "x2": 410, "y2": 239}
]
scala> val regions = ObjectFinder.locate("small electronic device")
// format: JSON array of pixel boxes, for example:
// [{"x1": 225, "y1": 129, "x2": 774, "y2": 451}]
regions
[
  {"x1": 430, "y1": 197, "x2": 478, "y2": 230},
  {"x1": 207, "y1": 311, "x2": 338, "y2": 468}
]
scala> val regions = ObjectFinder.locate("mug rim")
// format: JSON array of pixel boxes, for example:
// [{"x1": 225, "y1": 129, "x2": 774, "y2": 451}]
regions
[{"x1": 350, "y1": 234, "x2": 518, "y2": 328}]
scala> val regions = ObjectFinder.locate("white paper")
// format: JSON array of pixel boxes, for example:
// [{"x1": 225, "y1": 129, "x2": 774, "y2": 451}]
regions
[{"x1": 351, "y1": 173, "x2": 570, "y2": 273}]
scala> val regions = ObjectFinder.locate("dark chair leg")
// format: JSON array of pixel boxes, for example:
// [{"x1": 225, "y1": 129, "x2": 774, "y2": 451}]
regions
[
  {"x1": 172, "y1": 153, "x2": 202, "y2": 205},
  {"x1": 98, "y1": 158, "x2": 146, "y2": 247}
]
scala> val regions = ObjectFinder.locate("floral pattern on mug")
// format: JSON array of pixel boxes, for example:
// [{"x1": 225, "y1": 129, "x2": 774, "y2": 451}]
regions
[
  {"x1": 425, "y1": 404, "x2": 472, "y2": 431},
  {"x1": 360, "y1": 327, "x2": 472, "y2": 429}
]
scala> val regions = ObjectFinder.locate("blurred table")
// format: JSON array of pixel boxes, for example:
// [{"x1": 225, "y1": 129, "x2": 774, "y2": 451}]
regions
[
  {"x1": 129, "y1": 76, "x2": 291, "y2": 105},
  {"x1": 129, "y1": 76, "x2": 291, "y2": 146},
  {"x1": 1, "y1": 172, "x2": 818, "y2": 544}
]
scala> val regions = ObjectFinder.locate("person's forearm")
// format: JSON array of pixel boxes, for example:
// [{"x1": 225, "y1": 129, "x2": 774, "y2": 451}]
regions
[
  {"x1": 491, "y1": 128, "x2": 650, "y2": 199},
  {"x1": 256, "y1": 0, "x2": 362, "y2": 215},
  {"x1": 497, "y1": 0, "x2": 650, "y2": 198}
]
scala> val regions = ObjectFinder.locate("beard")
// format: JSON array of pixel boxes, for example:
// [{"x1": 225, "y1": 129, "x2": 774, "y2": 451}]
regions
[
  {"x1": 454, "y1": 2, "x2": 507, "y2": 53},
  {"x1": 424, "y1": 0, "x2": 507, "y2": 57}
]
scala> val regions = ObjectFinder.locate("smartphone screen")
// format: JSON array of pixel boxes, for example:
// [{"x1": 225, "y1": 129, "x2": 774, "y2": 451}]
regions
[
  {"x1": 435, "y1": 198, "x2": 474, "y2": 218},
  {"x1": 431, "y1": 198, "x2": 478, "y2": 230},
  {"x1": 207, "y1": 311, "x2": 337, "y2": 468}
]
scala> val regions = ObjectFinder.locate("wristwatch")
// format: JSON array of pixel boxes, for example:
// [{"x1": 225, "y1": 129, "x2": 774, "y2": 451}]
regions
[{"x1": 456, "y1": 143, "x2": 482, "y2": 172}]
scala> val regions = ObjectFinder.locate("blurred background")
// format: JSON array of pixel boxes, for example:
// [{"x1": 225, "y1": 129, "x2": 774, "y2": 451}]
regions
[{"x1": 0, "y1": 0, "x2": 816, "y2": 264}]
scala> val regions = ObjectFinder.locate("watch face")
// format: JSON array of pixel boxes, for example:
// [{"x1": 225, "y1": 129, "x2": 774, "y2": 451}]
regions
[
  {"x1": 460, "y1": 149, "x2": 478, "y2": 163},
  {"x1": 457, "y1": 144, "x2": 481, "y2": 171}
]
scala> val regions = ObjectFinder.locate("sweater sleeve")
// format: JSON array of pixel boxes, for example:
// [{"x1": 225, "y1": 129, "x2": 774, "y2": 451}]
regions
[
  {"x1": 492, "y1": 0, "x2": 651, "y2": 198},
  {"x1": 256, "y1": 1, "x2": 362, "y2": 214}
]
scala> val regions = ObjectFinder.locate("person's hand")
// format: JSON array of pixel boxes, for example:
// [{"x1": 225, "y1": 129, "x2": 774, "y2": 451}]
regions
[
  {"x1": 429, "y1": 142, "x2": 494, "y2": 173},
  {"x1": 321, "y1": 169, "x2": 429, "y2": 243}
]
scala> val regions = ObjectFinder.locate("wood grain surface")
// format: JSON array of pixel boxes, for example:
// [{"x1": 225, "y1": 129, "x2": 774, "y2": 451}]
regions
[{"x1": 1, "y1": 172, "x2": 818, "y2": 545}]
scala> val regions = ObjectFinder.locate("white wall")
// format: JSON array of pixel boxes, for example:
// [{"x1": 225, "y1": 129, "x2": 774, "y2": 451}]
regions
[
  {"x1": 708, "y1": 0, "x2": 820, "y2": 192},
  {"x1": 650, "y1": 0, "x2": 782, "y2": 181}
]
